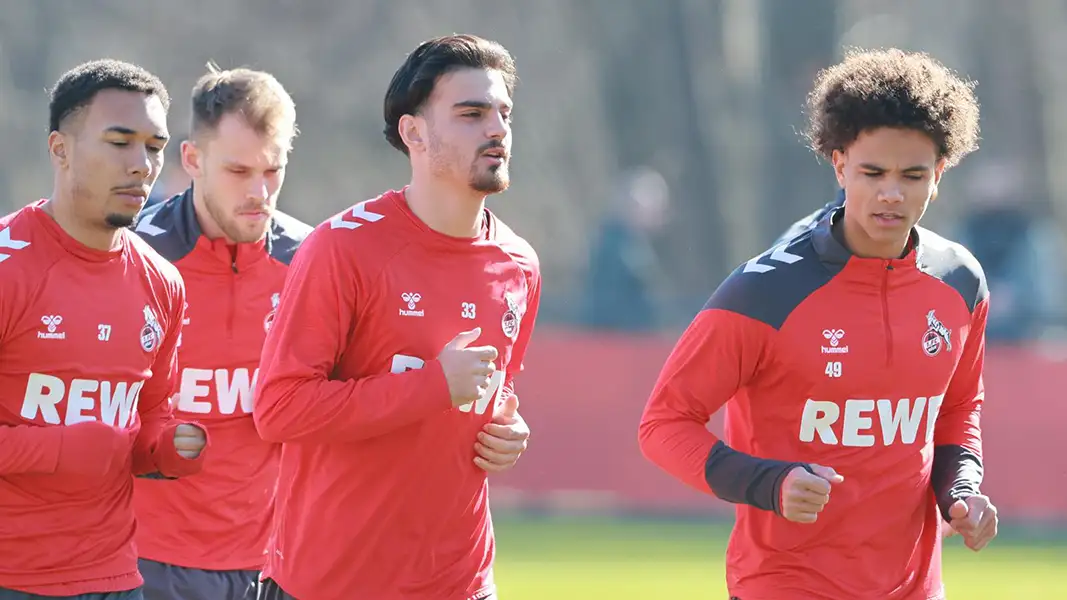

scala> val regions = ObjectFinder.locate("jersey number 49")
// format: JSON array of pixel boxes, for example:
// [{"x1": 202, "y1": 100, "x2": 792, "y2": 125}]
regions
[{"x1": 390, "y1": 354, "x2": 505, "y2": 415}]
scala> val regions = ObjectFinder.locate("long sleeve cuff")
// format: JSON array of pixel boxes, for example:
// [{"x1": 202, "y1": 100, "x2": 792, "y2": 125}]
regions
[
  {"x1": 136, "y1": 422, "x2": 209, "y2": 479},
  {"x1": 703, "y1": 440, "x2": 807, "y2": 514},
  {"x1": 932, "y1": 443, "x2": 983, "y2": 521}
]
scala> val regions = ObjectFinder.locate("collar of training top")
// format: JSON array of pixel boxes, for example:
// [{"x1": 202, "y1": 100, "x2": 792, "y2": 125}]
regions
[
  {"x1": 811, "y1": 206, "x2": 922, "y2": 267},
  {"x1": 170, "y1": 185, "x2": 279, "y2": 257}
]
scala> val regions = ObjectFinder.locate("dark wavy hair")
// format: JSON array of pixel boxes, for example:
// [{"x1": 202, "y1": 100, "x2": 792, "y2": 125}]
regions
[{"x1": 804, "y1": 48, "x2": 980, "y2": 167}]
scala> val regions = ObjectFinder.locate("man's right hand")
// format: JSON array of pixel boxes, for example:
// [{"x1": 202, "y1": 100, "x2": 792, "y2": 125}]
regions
[
  {"x1": 779, "y1": 464, "x2": 844, "y2": 524},
  {"x1": 438, "y1": 328, "x2": 499, "y2": 407}
]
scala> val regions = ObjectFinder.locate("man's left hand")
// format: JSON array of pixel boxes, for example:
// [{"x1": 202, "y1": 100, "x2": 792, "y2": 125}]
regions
[
  {"x1": 474, "y1": 395, "x2": 529, "y2": 473},
  {"x1": 947, "y1": 495, "x2": 998, "y2": 551},
  {"x1": 174, "y1": 424, "x2": 207, "y2": 460}
]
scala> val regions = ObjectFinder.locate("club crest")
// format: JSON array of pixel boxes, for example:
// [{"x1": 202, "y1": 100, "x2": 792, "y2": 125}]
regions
[
  {"x1": 922, "y1": 309, "x2": 952, "y2": 357},
  {"x1": 140, "y1": 305, "x2": 164, "y2": 353},
  {"x1": 501, "y1": 292, "x2": 524, "y2": 340},
  {"x1": 264, "y1": 292, "x2": 281, "y2": 333}
]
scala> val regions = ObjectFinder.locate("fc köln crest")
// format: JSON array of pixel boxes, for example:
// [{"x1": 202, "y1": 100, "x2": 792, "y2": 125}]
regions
[
  {"x1": 501, "y1": 292, "x2": 524, "y2": 340},
  {"x1": 921, "y1": 309, "x2": 953, "y2": 357},
  {"x1": 140, "y1": 305, "x2": 164, "y2": 353},
  {"x1": 264, "y1": 293, "x2": 281, "y2": 333}
]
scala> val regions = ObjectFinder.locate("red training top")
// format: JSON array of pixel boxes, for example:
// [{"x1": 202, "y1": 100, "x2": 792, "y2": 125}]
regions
[
  {"x1": 0, "y1": 200, "x2": 205, "y2": 596},
  {"x1": 131, "y1": 189, "x2": 310, "y2": 571},
  {"x1": 254, "y1": 189, "x2": 541, "y2": 600},
  {"x1": 640, "y1": 208, "x2": 987, "y2": 600}
]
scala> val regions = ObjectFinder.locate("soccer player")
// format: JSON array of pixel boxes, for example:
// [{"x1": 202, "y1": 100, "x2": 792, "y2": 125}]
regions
[
  {"x1": 0, "y1": 60, "x2": 208, "y2": 599},
  {"x1": 638, "y1": 49, "x2": 997, "y2": 600},
  {"x1": 253, "y1": 34, "x2": 539, "y2": 600},
  {"x1": 129, "y1": 65, "x2": 308, "y2": 600}
]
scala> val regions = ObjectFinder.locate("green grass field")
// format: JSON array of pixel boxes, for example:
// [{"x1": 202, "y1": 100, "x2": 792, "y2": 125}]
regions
[{"x1": 493, "y1": 516, "x2": 1067, "y2": 599}]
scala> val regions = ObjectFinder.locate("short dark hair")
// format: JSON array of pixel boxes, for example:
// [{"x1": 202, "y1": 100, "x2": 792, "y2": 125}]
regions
[
  {"x1": 190, "y1": 62, "x2": 298, "y2": 145},
  {"x1": 804, "y1": 48, "x2": 981, "y2": 167},
  {"x1": 383, "y1": 34, "x2": 517, "y2": 154},
  {"x1": 49, "y1": 59, "x2": 170, "y2": 132}
]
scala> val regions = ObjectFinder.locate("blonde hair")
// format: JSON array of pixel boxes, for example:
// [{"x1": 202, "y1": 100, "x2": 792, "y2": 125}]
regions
[{"x1": 190, "y1": 62, "x2": 297, "y2": 146}]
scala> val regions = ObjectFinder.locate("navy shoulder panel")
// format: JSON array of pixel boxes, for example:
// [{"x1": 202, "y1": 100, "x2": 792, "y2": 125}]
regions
[
  {"x1": 915, "y1": 227, "x2": 988, "y2": 313},
  {"x1": 267, "y1": 210, "x2": 313, "y2": 266},
  {"x1": 706, "y1": 231, "x2": 837, "y2": 330},
  {"x1": 131, "y1": 190, "x2": 199, "y2": 262}
]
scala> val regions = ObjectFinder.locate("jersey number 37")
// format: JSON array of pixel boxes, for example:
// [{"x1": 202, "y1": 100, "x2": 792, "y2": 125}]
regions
[{"x1": 390, "y1": 354, "x2": 505, "y2": 415}]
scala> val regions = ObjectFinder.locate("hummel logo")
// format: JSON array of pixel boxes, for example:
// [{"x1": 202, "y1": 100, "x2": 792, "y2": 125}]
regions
[
  {"x1": 330, "y1": 201, "x2": 386, "y2": 230},
  {"x1": 38, "y1": 315, "x2": 65, "y2": 340},
  {"x1": 821, "y1": 328, "x2": 848, "y2": 354},
  {"x1": 399, "y1": 292, "x2": 424, "y2": 317},
  {"x1": 743, "y1": 243, "x2": 803, "y2": 274},
  {"x1": 0, "y1": 228, "x2": 31, "y2": 264}
]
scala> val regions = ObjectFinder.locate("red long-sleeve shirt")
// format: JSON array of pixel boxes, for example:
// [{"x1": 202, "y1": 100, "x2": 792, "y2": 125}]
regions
[
  {"x1": 0, "y1": 201, "x2": 205, "y2": 596},
  {"x1": 131, "y1": 189, "x2": 310, "y2": 571},
  {"x1": 254, "y1": 189, "x2": 540, "y2": 600},
  {"x1": 639, "y1": 209, "x2": 987, "y2": 600}
]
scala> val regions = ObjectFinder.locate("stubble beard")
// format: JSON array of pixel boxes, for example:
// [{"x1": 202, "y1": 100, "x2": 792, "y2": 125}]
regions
[
  {"x1": 104, "y1": 213, "x2": 136, "y2": 229},
  {"x1": 71, "y1": 173, "x2": 138, "y2": 230},
  {"x1": 469, "y1": 162, "x2": 510, "y2": 194},
  {"x1": 204, "y1": 190, "x2": 270, "y2": 244}
]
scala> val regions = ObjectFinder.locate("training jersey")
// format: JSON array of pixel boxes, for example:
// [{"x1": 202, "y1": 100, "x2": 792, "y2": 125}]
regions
[
  {"x1": 640, "y1": 207, "x2": 987, "y2": 600},
  {"x1": 131, "y1": 188, "x2": 310, "y2": 571},
  {"x1": 0, "y1": 200, "x2": 202, "y2": 596},
  {"x1": 254, "y1": 188, "x2": 541, "y2": 600}
]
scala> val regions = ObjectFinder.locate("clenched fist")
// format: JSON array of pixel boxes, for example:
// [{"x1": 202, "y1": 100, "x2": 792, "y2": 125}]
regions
[
  {"x1": 438, "y1": 328, "x2": 499, "y2": 407},
  {"x1": 173, "y1": 424, "x2": 207, "y2": 460},
  {"x1": 779, "y1": 464, "x2": 844, "y2": 524},
  {"x1": 947, "y1": 496, "x2": 998, "y2": 551}
]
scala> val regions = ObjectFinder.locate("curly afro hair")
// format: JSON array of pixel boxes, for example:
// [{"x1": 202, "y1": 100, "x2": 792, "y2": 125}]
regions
[{"x1": 804, "y1": 48, "x2": 981, "y2": 168}]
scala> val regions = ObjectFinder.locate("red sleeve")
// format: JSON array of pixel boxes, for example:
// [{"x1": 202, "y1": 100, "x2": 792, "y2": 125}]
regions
[
  {"x1": 638, "y1": 308, "x2": 774, "y2": 495},
  {"x1": 0, "y1": 425, "x2": 61, "y2": 475},
  {"x1": 934, "y1": 298, "x2": 986, "y2": 456},
  {"x1": 0, "y1": 231, "x2": 63, "y2": 476},
  {"x1": 254, "y1": 225, "x2": 451, "y2": 444},
  {"x1": 931, "y1": 298, "x2": 987, "y2": 518},
  {"x1": 131, "y1": 279, "x2": 206, "y2": 478},
  {"x1": 502, "y1": 265, "x2": 540, "y2": 400}
]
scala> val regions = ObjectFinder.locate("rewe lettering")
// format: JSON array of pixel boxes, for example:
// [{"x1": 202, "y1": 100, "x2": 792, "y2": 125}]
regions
[
  {"x1": 799, "y1": 395, "x2": 945, "y2": 447},
  {"x1": 176, "y1": 367, "x2": 258, "y2": 415},
  {"x1": 389, "y1": 354, "x2": 504, "y2": 416},
  {"x1": 20, "y1": 373, "x2": 142, "y2": 428}
]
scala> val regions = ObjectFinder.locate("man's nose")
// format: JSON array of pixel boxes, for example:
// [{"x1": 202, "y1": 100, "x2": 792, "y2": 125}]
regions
[
  {"x1": 247, "y1": 177, "x2": 269, "y2": 202},
  {"x1": 878, "y1": 185, "x2": 904, "y2": 203},
  {"x1": 128, "y1": 147, "x2": 152, "y2": 177}
]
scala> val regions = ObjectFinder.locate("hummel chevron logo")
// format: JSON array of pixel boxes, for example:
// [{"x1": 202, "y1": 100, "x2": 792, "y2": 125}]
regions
[
  {"x1": 329, "y1": 201, "x2": 385, "y2": 230},
  {"x1": 134, "y1": 211, "x2": 166, "y2": 236},
  {"x1": 743, "y1": 244, "x2": 803, "y2": 274},
  {"x1": 0, "y1": 228, "x2": 30, "y2": 264}
]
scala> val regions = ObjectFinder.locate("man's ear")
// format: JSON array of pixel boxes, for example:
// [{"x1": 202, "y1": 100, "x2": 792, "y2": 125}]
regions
[
  {"x1": 930, "y1": 157, "x2": 948, "y2": 203},
  {"x1": 398, "y1": 114, "x2": 425, "y2": 154},
  {"x1": 181, "y1": 139, "x2": 203, "y2": 179},
  {"x1": 48, "y1": 131, "x2": 69, "y2": 169},
  {"x1": 831, "y1": 149, "x2": 847, "y2": 189}
]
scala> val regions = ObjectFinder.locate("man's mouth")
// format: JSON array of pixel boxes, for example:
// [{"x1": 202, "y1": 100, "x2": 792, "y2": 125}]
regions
[{"x1": 873, "y1": 212, "x2": 905, "y2": 223}]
